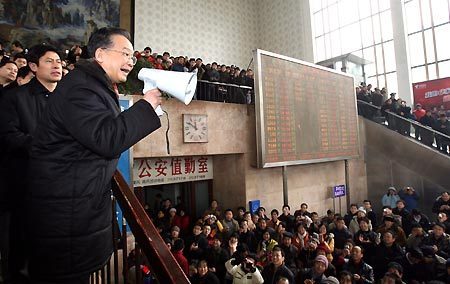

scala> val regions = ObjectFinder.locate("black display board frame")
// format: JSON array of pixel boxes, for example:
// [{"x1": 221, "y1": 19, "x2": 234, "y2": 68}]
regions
[{"x1": 254, "y1": 49, "x2": 360, "y2": 168}]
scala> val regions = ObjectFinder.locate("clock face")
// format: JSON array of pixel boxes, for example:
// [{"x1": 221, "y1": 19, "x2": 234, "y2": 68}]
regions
[{"x1": 183, "y1": 114, "x2": 208, "y2": 143}]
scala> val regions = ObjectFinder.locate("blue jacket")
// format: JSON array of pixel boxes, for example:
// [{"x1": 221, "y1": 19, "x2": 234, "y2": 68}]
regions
[
  {"x1": 382, "y1": 194, "x2": 400, "y2": 209},
  {"x1": 398, "y1": 191, "x2": 419, "y2": 211}
]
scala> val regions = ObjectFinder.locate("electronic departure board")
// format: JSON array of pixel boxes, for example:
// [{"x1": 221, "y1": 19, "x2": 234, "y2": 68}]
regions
[{"x1": 254, "y1": 49, "x2": 359, "y2": 168}]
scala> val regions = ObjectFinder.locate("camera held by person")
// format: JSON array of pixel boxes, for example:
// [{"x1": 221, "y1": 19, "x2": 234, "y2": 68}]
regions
[{"x1": 225, "y1": 254, "x2": 264, "y2": 284}]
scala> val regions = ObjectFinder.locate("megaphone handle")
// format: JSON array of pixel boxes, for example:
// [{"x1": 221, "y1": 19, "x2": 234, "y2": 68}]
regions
[
  {"x1": 155, "y1": 105, "x2": 164, "y2": 116},
  {"x1": 143, "y1": 79, "x2": 164, "y2": 116}
]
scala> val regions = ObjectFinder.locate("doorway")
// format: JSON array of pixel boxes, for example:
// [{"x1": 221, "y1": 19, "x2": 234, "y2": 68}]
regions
[{"x1": 142, "y1": 180, "x2": 212, "y2": 220}]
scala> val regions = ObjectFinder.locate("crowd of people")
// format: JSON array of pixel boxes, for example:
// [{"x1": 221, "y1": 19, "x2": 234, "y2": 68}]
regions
[
  {"x1": 0, "y1": 41, "x2": 256, "y2": 88},
  {"x1": 131, "y1": 188, "x2": 450, "y2": 284},
  {"x1": 356, "y1": 83, "x2": 450, "y2": 154},
  {"x1": 0, "y1": 41, "x2": 255, "y2": 106},
  {"x1": 134, "y1": 46, "x2": 255, "y2": 88},
  {"x1": 1, "y1": 35, "x2": 449, "y2": 284}
]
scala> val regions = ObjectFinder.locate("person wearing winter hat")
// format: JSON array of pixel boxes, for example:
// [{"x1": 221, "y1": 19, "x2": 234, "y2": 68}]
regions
[
  {"x1": 349, "y1": 207, "x2": 372, "y2": 235},
  {"x1": 280, "y1": 231, "x2": 298, "y2": 275},
  {"x1": 298, "y1": 255, "x2": 329, "y2": 283},
  {"x1": 316, "y1": 243, "x2": 337, "y2": 277},
  {"x1": 313, "y1": 254, "x2": 329, "y2": 270},
  {"x1": 376, "y1": 214, "x2": 407, "y2": 247},
  {"x1": 382, "y1": 187, "x2": 400, "y2": 209}
]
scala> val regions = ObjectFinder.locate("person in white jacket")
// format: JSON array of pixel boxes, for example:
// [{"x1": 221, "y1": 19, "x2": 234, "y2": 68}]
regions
[
  {"x1": 381, "y1": 187, "x2": 400, "y2": 209},
  {"x1": 225, "y1": 255, "x2": 264, "y2": 284}
]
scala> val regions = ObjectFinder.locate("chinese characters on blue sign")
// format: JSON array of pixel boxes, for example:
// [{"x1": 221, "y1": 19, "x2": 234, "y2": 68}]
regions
[{"x1": 333, "y1": 185, "x2": 346, "y2": 198}]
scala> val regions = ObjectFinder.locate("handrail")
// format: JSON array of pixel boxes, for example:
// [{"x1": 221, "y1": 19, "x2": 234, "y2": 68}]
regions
[
  {"x1": 197, "y1": 79, "x2": 253, "y2": 90},
  {"x1": 111, "y1": 170, "x2": 191, "y2": 284},
  {"x1": 195, "y1": 79, "x2": 253, "y2": 104},
  {"x1": 357, "y1": 99, "x2": 450, "y2": 140}
]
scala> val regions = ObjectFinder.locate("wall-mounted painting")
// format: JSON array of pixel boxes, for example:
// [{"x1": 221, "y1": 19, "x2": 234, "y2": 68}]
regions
[{"x1": 0, "y1": 0, "x2": 120, "y2": 51}]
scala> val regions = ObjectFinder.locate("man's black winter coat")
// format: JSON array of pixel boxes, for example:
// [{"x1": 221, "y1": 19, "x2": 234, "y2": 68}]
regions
[{"x1": 25, "y1": 60, "x2": 161, "y2": 281}]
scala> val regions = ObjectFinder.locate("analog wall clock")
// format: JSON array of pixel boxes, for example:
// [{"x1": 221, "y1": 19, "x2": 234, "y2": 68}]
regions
[{"x1": 183, "y1": 114, "x2": 208, "y2": 143}]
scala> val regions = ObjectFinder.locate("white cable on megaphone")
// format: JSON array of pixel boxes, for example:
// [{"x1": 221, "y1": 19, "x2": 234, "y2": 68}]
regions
[{"x1": 138, "y1": 68, "x2": 197, "y2": 116}]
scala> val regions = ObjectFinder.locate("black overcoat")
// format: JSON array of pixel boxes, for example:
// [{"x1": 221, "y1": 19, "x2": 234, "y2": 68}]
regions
[{"x1": 26, "y1": 60, "x2": 161, "y2": 281}]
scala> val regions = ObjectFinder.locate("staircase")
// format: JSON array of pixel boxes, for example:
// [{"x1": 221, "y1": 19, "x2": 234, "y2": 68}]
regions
[{"x1": 358, "y1": 100, "x2": 450, "y2": 217}]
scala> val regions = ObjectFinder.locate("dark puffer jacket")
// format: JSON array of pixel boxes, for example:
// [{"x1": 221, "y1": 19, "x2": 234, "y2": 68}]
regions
[{"x1": 26, "y1": 60, "x2": 161, "y2": 281}]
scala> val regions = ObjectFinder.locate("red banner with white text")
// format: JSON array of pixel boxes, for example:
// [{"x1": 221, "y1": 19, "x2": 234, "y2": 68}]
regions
[
  {"x1": 133, "y1": 156, "x2": 213, "y2": 186},
  {"x1": 413, "y1": 77, "x2": 450, "y2": 111}
]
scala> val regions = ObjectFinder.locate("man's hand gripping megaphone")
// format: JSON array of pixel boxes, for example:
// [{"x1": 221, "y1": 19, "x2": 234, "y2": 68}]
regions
[{"x1": 142, "y1": 78, "x2": 164, "y2": 116}]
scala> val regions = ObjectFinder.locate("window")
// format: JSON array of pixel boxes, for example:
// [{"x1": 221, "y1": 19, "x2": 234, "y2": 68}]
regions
[
  {"x1": 364, "y1": 63, "x2": 376, "y2": 79},
  {"x1": 427, "y1": 63, "x2": 437, "y2": 80},
  {"x1": 366, "y1": 76, "x2": 378, "y2": 88},
  {"x1": 405, "y1": 0, "x2": 450, "y2": 80},
  {"x1": 421, "y1": 0, "x2": 432, "y2": 29},
  {"x1": 327, "y1": 0, "x2": 339, "y2": 6},
  {"x1": 375, "y1": 44, "x2": 385, "y2": 74},
  {"x1": 380, "y1": 10, "x2": 393, "y2": 40},
  {"x1": 329, "y1": 4, "x2": 339, "y2": 30},
  {"x1": 408, "y1": 32, "x2": 425, "y2": 67},
  {"x1": 312, "y1": 1, "x2": 323, "y2": 13},
  {"x1": 385, "y1": 72, "x2": 398, "y2": 94},
  {"x1": 372, "y1": 15, "x2": 382, "y2": 44},
  {"x1": 438, "y1": 60, "x2": 450, "y2": 78},
  {"x1": 383, "y1": 41, "x2": 396, "y2": 73},
  {"x1": 405, "y1": 0, "x2": 421, "y2": 33},
  {"x1": 360, "y1": 18, "x2": 374, "y2": 47},
  {"x1": 339, "y1": 0, "x2": 358, "y2": 26},
  {"x1": 411, "y1": 66, "x2": 427, "y2": 82},
  {"x1": 423, "y1": 29, "x2": 435, "y2": 63},
  {"x1": 358, "y1": 0, "x2": 372, "y2": 19},
  {"x1": 434, "y1": 24, "x2": 450, "y2": 61},
  {"x1": 325, "y1": 33, "x2": 332, "y2": 58},
  {"x1": 330, "y1": 30, "x2": 341, "y2": 57},
  {"x1": 311, "y1": 0, "x2": 395, "y2": 86},
  {"x1": 378, "y1": 0, "x2": 391, "y2": 12},
  {"x1": 316, "y1": 36, "x2": 326, "y2": 62},
  {"x1": 341, "y1": 23, "x2": 361, "y2": 54},
  {"x1": 315, "y1": 13, "x2": 324, "y2": 35},
  {"x1": 323, "y1": 8, "x2": 330, "y2": 33},
  {"x1": 371, "y1": 0, "x2": 379, "y2": 14},
  {"x1": 378, "y1": 75, "x2": 386, "y2": 88},
  {"x1": 363, "y1": 47, "x2": 376, "y2": 76},
  {"x1": 353, "y1": 49, "x2": 363, "y2": 58},
  {"x1": 431, "y1": 0, "x2": 450, "y2": 26}
]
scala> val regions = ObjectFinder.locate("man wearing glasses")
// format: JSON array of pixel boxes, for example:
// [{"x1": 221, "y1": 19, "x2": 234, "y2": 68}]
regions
[{"x1": 25, "y1": 27, "x2": 162, "y2": 283}]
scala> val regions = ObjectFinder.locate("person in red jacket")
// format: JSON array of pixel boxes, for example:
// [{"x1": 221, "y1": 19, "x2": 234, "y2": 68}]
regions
[
  {"x1": 172, "y1": 208, "x2": 190, "y2": 236},
  {"x1": 172, "y1": 239, "x2": 189, "y2": 275},
  {"x1": 413, "y1": 103, "x2": 426, "y2": 140}
]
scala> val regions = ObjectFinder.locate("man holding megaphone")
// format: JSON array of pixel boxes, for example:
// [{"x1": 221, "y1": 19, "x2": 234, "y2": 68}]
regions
[
  {"x1": 138, "y1": 65, "x2": 197, "y2": 116},
  {"x1": 24, "y1": 27, "x2": 162, "y2": 284}
]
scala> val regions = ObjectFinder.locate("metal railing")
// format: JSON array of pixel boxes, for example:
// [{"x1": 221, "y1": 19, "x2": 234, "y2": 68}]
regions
[
  {"x1": 195, "y1": 80, "x2": 253, "y2": 104},
  {"x1": 357, "y1": 100, "x2": 450, "y2": 155}
]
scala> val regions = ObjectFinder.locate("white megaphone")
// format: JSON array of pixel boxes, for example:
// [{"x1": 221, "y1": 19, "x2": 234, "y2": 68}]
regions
[{"x1": 138, "y1": 68, "x2": 197, "y2": 116}]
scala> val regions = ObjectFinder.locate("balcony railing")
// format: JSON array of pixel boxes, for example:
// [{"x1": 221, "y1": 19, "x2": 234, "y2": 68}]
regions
[
  {"x1": 195, "y1": 80, "x2": 253, "y2": 104},
  {"x1": 357, "y1": 99, "x2": 450, "y2": 155}
]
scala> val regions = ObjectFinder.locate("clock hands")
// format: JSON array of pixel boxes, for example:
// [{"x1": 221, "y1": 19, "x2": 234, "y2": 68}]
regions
[{"x1": 187, "y1": 122, "x2": 198, "y2": 130}]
